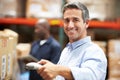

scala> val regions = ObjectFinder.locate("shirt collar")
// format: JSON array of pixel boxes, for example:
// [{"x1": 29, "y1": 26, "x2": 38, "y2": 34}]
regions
[
  {"x1": 40, "y1": 40, "x2": 47, "y2": 45},
  {"x1": 67, "y1": 36, "x2": 91, "y2": 50},
  {"x1": 39, "y1": 36, "x2": 53, "y2": 45}
]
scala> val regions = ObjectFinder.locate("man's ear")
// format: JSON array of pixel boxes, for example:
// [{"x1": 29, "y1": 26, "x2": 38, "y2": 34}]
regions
[{"x1": 85, "y1": 20, "x2": 89, "y2": 28}]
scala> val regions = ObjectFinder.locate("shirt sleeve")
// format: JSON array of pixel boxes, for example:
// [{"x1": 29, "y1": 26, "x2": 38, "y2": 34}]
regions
[{"x1": 70, "y1": 46, "x2": 107, "y2": 80}]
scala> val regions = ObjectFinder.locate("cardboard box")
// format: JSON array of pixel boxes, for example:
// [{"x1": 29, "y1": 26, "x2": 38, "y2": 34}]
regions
[
  {"x1": 3, "y1": 29, "x2": 18, "y2": 68},
  {"x1": 4, "y1": 29, "x2": 18, "y2": 45},
  {"x1": 9, "y1": 37, "x2": 20, "y2": 80},
  {"x1": 16, "y1": 43, "x2": 32, "y2": 75},
  {"x1": 26, "y1": 0, "x2": 62, "y2": 18},
  {"x1": 16, "y1": 43, "x2": 31, "y2": 59},
  {"x1": 0, "y1": 29, "x2": 20, "y2": 80},
  {"x1": 3, "y1": 29, "x2": 20, "y2": 80},
  {"x1": 0, "y1": 0, "x2": 3, "y2": 17},
  {"x1": 108, "y1": 39, "x2": 120, "y2": 80},
  {"x1": 0, "y1": 32, "x2": 9, "y2": 80},
  {"x1": 0, "y1": 0, "x2": 23, "y2": 17},
  {"x1": 5, "y1": 37, "x2": 14, "y2": 80},
  {"x1": 67, "y1": 0, "x2": 93, "y2": 5}
]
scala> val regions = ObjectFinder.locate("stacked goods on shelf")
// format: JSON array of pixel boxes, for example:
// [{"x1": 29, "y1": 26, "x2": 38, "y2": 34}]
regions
[
  {"x1": 67, "y1": 0, "x2": 115, "y2": 21},
  {"x1": 0, "y1": 29, "x2": 20, "y2": 80},
  {"x1": 16, "y1": 43, "x2": 31, "y2": 60},
  {"x1": 0, "y1": 0, "x2": 23, "y2": 17},
  {"x1": 26, "y1": 0, "x2": 62, "y2": 18},
  {"x1": 0, "y1": 32, "x2": 9, "y2": 80},
  {"x1": 108, "y1": 39, "x2": 120, "y2": 80},
  {"x1": 3, "y1": 29, "x2": 20, "y2": 80},
  {"x1": 16, "y1": 43, "x2": 32, "y2": 75}
]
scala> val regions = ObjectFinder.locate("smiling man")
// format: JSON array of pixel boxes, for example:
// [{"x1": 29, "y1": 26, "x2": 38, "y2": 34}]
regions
[{"x1": 36, "y1": 1, "x2": 107, "y2": 80}]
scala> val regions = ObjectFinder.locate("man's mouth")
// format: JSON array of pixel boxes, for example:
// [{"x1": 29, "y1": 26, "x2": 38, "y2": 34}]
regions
[{"x1": 67, "y1": 28, "x2": 77, "y2": 32}]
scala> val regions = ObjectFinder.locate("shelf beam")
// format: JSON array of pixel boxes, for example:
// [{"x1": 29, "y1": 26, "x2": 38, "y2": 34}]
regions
[
  {"x1": 0, "y1": 18, "x2": 120, "y2": 30},
  {"x1": 0, "y1": 18, "x2": 38, "y2": 26}
]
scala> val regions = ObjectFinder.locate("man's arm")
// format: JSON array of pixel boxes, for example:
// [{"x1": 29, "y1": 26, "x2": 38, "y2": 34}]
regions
[{"x1": 37, "y1": 59, "x2": 74, "y2": 80}]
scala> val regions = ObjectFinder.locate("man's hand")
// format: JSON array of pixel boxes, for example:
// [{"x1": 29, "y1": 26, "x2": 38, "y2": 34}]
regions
[{"x1": 37, "y1": 59, "x2": 58, "y2": 80}]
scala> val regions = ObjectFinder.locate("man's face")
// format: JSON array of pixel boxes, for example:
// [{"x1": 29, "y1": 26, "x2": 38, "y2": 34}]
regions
[
  {"x1": 63, "y1": 9, "x2": 88, "y2": 42},
  {"x1": 34, "y1": 24, "x2": 46, "y2": 38}
]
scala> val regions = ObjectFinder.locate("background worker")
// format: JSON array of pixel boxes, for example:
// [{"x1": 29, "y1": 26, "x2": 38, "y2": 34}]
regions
[{"x1": 29, "y1": 19, "x2": 61, "y2": 80}]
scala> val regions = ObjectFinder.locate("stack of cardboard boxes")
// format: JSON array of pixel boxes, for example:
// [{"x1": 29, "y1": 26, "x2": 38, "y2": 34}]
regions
[
  {"x1": 108, "y1": 40, "x2": 120, "y2": 80},
  {"x1": 0, "y1": 0, "x2": 23, "y2": 17},
  {"x1": 26, "y1": 0, "x2": 62, "y2": 18},
  {"x1": 0, "y1": 29, "x2": 20, "y2": 80},
  {"x1": 16, "y1": 43, "x2": 31, "y2": 60},
  {"x1": 0, "y1": 0, "x2": 63, "y2": 18}
]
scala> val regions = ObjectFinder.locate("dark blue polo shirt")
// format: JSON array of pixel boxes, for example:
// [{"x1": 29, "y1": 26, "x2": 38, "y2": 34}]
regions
[{"x1": 29, "y1": 36, "x2": 61, "y2": 80}]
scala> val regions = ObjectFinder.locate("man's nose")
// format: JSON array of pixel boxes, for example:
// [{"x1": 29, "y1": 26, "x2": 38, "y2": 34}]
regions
[{"x1": 68, "y1": 21, "x2": 74, "y2": 28}]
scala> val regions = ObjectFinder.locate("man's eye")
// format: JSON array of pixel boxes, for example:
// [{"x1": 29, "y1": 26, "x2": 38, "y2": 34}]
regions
[
  {"x1": 64, "y1": 19, "x2": 69, "y2": 23},
  {"x1": 73, "y1": 19, "x2": 79, "y2": 22}
]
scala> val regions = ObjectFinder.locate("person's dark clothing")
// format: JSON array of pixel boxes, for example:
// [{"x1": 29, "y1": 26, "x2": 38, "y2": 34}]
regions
[{"x1": 29, "y1": 36, "x2": 61, "y2": 80}]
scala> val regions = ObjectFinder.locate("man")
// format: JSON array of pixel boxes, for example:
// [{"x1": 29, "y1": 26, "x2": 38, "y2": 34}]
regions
[
  {"x1": 29, "y1": 19, "x2": 61, "y2": 80},
  {"x1": 37, "y1": 1, "x2": 107, "y2": 80}
]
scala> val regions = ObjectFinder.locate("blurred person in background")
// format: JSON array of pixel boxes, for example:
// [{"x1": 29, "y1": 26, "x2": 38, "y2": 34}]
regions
[
  {"x1": 37, "y1": 1, "x2": 107, "y2": 80},
  {"x1": 29, "y1": 19, "x2": 61, "y2": 80}
]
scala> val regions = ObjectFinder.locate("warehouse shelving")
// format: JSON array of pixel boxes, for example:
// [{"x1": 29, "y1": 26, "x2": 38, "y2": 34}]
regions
[
  {"x1": 0, "y1": 18, "x2": 120, "y2": 30},
  {"x1": 0, "y1": 18, "x2": 63, "y2": 26}
]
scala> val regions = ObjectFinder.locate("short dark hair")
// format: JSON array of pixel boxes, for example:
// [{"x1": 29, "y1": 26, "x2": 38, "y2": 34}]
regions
[{"x1": 62, "y1": 1, "x2": 89, "y2": 23}]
